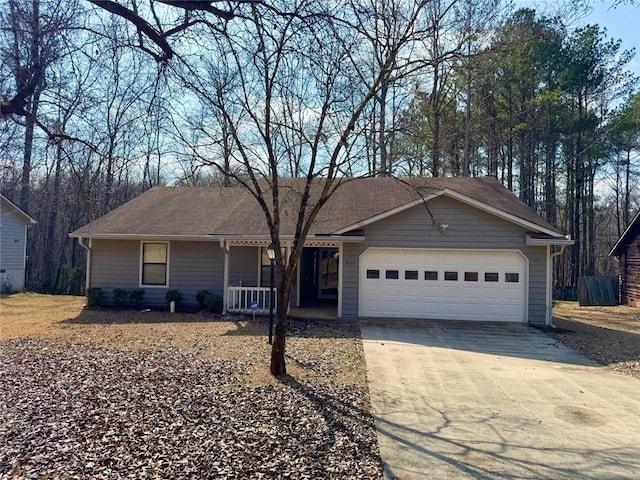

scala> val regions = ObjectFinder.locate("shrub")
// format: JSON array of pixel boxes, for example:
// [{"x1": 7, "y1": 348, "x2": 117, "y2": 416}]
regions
[
  {"x1": 0, "y1": 278, "x2": 12, "y2": 295},
  {"x1": 165, "y1": 289, "x2": 183, "y2": 306},
  {"x1": 86, "y1": 287, "x2": 103, "y2": 308},
  {"x1": 112, "y1": 288, "x2": 129, "y2": 306},
  {"x1": 204, "y1": 294, "x2": 223, "y2": 314},
  {"x1": 196, "y1": 290, "x2": 211, "y2": 309},
  {"x1": 129, "y1": 289, "x2": 145, "y2": 308}
]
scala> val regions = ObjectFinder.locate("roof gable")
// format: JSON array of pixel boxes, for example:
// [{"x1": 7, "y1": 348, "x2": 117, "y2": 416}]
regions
[
  {"x1": 610, "y1": 210, "x2": 640, "y2": 257},
  {"x1": 0, "y1": 194, "x2": 37, "y2": 224},
  {"x1": 332, "y1": 186, "x2": 562, "y2": 237}
]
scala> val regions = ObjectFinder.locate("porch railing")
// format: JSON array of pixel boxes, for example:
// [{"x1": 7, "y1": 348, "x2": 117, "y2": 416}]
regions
[{"x1": 227, "y1": 286, "x2": 275, "y2": 314}]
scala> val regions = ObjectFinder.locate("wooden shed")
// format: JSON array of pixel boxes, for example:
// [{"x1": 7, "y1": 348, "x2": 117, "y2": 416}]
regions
[{"x1": 610, "y1": 211, "x2": 640, "y2": 306}]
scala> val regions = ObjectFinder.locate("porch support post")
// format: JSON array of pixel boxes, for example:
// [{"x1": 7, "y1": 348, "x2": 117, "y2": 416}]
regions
[
  {"x1": 295, "y1": 244, "x2": 301, "y2": 308},
  {"x1": 338, "y1": 242, "x2": 344, "y2": 318},
  {"x1": 221, "y1": 239, "x2": 230, "y2": 314},
  {"x1": 286, "y1": 243, "x2": 291, "y2": 314}
]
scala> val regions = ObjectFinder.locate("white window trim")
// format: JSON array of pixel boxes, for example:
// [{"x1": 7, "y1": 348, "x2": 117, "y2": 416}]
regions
[{"x1": 139, "y1": 241, "x2": 170, "y2": 288}]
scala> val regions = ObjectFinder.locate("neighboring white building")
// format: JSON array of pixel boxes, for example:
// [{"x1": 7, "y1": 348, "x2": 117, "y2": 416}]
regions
[{"x1": 0, "y1": 194, "x2": 36, "y2": 292}]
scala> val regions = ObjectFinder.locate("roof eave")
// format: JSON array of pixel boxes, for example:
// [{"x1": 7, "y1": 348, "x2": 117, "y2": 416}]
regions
[
  {"x1": 68, "y1": 232, "x2": 365, "y2": 243},
  {"x1": 526, "y1": 234, "x2": 574, "y2": 246},
  {"x1": 68, "y1": 233, "x2": 224, "y2": 241}
]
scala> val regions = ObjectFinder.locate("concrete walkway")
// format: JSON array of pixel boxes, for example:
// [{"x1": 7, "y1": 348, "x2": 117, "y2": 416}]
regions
[{"x1": 360, "y1": 319, "x2": 640, "y2": 480}]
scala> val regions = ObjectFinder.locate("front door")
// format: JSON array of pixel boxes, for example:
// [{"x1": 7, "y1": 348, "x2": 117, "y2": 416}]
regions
[
  {"x1": 318, "y1": 248, "x2": 339, "y2": 300},
  {"x1": 300, "y1": 248, "x2": 318, "y2": 305}
]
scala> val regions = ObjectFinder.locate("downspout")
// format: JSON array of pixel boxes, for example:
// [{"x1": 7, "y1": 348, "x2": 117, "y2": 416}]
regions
[
  {"x1": 547, "y1": 244, "x2": 567, "y2": 328},
  {"x1": 78, "y1": 237, "x2": 92, "y2": 296}
]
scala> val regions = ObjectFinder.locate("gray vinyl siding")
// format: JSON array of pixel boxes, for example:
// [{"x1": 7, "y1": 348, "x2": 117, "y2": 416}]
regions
[
  {"x1": 0, "y1": 206, "x2": 29, "y2": 291},
  {"x1": 170, "y1": 241, "x2": 224, "y2": 303},
  {"x1": 90, "y1": 240, "x2": 140, "y2": 303},
  {"x1": 341, "y1": 196, "x2": 548, "y2": 325},
  {"x1": 90, "y1": 239, "x2": 223, "y2": 306},
  {"x1": 229, "y1": 246, "x2": 259, "y2": 286}
]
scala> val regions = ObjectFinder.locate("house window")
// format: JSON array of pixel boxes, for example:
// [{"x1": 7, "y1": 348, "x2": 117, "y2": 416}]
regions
[
  {"x1": 424, "y1": 271, "x2": 438, "y2": 281},
  {"x1": 366, "y1": 269, "x2": 380, "y2": 279},
  {"x1": 141, "y1": 242, "x2": 168, "y2": 286},
  {"x1": 485, "y1": 272, "x2": 499, "y2": 282},
  {"x1": 444, "y1": 271, "x2": 458, "y2": 281},
  {"x1": 405, "y1": 270, "x2": 419, "y2": 280},
  {"x1": 260, "y1": 246, "x2": 287, "y2": 287},
  {"x1": 505, "y1": 272, "x2": 520, "y2": 283},
  {"x1": 464, "y1": 272, "x2": 478, "y2": 282},
  {"x1": 385, "y1": 270, "x2": 399, "y2": 280}
]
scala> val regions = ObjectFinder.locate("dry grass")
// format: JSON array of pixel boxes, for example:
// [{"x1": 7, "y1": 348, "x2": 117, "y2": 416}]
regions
[
  {"x1": 553, "y1": 301, "x2": 640, "y2": 333},
  {"x1": 550, "y1": 301, "x2": 640, "y2": 379},
  {"x1": 0, "y1": 293, "x2": 381, "y2": 478},
  {"x1": 0, "y1": 292, "x2": 366, "y2": 387},
  {"x1": 0, "y1": 292, "x2": 86, "y2": 340}
]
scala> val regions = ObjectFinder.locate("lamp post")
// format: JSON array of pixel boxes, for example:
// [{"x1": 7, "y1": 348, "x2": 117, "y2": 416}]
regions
[{"x1": 266, "y1": 243, "x2": 276, "y2": 344}]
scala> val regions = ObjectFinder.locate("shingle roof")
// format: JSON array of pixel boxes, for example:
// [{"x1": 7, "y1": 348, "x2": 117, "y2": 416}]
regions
[{"x1": 70, "y1": 176, "x2": 562, "y2": 238}]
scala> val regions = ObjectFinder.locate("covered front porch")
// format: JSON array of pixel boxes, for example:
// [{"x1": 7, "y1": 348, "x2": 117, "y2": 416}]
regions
[{"x1": 219, "y1": 237, "x2": 357, "y2": 318}]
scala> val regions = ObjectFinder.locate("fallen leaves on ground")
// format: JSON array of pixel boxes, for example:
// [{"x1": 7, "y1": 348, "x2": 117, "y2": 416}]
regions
[
  {"x1": 548, "y1": 301, "x2": 640, "y2": 380},
  {"x1": 0, "y1": 336, "x2": 382, "y2": 479}
]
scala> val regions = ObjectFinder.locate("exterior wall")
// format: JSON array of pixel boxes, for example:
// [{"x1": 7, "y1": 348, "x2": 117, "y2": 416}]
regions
[
  {"x1": 0, "y1": 204, "x2": 29, "y2": 291},
  {"x1": 90, "y1": 239, "x2": 223, "y2": 306},
  {"x1": 341, "y1": 196, "x2": 548, "y2": 325},
  {"x1": 170, "y1": 241, "x2": 224, "y2": 303},
  {"x1": 229, "y1": 246, "x2": 259, "y2": 286},
  {"x1": 621, "y1": 228, "x2": 640, "y2": 306}
]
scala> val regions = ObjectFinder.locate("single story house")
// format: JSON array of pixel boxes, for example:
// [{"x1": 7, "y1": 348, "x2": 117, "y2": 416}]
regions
[
  {"x1": 609, "y1": 210, "x2": 640, "y2": 306},
  {"x1": 69, "y1": 176, "x2": 572, "y2": 325},
  {"x1": 1, "y1": 193, "x2": 37, "y2": 292}
]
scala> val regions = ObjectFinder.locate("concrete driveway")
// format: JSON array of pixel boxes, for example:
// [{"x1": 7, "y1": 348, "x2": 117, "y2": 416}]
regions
[{"x1": 360, "y1": 319, "x2": 640, "y2": 480}]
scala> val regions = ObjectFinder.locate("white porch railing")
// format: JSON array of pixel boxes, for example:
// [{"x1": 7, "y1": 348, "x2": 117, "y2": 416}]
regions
[{"x1": 227, "y1": 286, "x2": 275, "y2": 314}]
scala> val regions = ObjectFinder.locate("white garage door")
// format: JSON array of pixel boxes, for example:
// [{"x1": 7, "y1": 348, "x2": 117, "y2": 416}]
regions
[{"x1": 359, "y1": 249, "x2": 527, "y2": 322}]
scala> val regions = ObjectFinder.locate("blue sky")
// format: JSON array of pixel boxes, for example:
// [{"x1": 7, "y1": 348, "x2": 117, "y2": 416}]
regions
[
  {"x1": 583, "y1": 1, "x2": 640, "y2": 75},
  {"x1": 515, "y1": 1, "x2": 640, "y2": 76}
]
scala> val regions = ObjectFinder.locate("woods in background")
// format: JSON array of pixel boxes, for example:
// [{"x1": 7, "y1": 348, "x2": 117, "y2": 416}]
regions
[{"x1": 1, "y1": 0, "x2": 638, "y2": 295}]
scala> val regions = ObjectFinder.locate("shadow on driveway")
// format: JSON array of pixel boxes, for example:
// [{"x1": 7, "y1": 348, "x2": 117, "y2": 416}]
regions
[
  {"x1": 361, "y1": 320, "x2": 640, "y2": 479},
  {"x1": 360, "y1": 318, "x2": 597, "y2": 366}
]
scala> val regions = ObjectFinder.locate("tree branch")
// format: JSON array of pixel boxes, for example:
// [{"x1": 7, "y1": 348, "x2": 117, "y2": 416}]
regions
[
  {"x1": 88, "y1": 0, "x2": 174, "y2": 61},
  {"x1": 87, "y1": 1, "x2": 266, "y2": 62}
]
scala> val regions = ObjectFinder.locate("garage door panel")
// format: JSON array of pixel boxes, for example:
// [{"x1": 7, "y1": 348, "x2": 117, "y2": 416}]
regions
[{"x1": 359, "y1": 249, "x2": 526, "y2": 322}]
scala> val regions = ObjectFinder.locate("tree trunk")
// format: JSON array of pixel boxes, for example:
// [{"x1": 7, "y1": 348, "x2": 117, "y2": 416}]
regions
[
  {"x1": 624, "y1": 148, "x2": 631, "y2": 228},
  {"x1": 44, "y1": 138, "x2": 63, "y2": 290},
  {"x1": 430, "y1": 62, "x2": 441, "y2": 177},
  {"x1": 507, "y1": 90, "x2": 514, "y2": 191},
  {"x1": 463, "y1": 40, "x2": 471, "y2": 177},
  {"x1": 378, "y1": 81, "x2": 388, "y2": 174},
  {"x1": 269, "y1": 284, "x2": 290, "y2": 376},
  {"x1": 544, "y1": 130, "x2": 557, "y2": 224}
]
